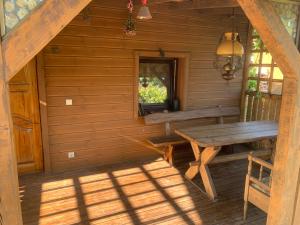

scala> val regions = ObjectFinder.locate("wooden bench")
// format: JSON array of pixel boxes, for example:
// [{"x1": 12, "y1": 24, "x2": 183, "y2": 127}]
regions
[{"x1": 144, "y1": 106, "x2": 240, "y2": 166}]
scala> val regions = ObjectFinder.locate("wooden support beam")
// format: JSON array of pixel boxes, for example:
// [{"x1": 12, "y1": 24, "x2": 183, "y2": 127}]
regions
[
  {"x1": 0, "y1": 42, "x2": 23, "y2": 224},
  {"x1": 193, "y1": 0, "x2": 239, "y2": 9},
  {"x1": 3, "y1": 0, "x2": 92, "y2": 81},
  {"x1": 237, "y1": 1, "x2": 300, "y2": 225},
  {"x1": 150, "y1": 0, "x2": 189, "y2": 5}
]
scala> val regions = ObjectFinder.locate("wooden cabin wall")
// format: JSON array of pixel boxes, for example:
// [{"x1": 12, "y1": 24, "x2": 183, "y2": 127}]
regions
[{"x1": 42, "y1": 0, "x2": 249, "y2": 172}]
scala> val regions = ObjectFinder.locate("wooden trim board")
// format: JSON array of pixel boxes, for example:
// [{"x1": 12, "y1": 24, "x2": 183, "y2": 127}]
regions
[
  {"x1": 144, "y1": 106, "x2": 240, "y2": 124},
  {"x1": 36, "y1": 53, "x2": 52, "y2": 173}
]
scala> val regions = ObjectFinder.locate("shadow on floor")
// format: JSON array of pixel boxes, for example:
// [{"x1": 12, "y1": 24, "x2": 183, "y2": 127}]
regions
[{"x1": 19, "y1": 145, "x2": 266, "y2": 225}]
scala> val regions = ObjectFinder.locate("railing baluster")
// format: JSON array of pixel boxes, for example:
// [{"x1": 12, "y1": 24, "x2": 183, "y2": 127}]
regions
[
  {"x1": 259, "y1": 165, "x2": 263, "y2": 181},
  {"x1": 0, "y1": 0, "x2": 5, "y2": 36},
  {"x1": 243, "y1": 92, "x2": 282, "y2": 122}
]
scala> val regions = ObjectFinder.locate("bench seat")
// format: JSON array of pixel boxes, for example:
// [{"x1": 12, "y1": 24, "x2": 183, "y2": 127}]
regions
[
  {"x1": 147, "y1": 135, "x2": 187, "y2": 147},
  {"x1": 147, "y1": 135, "x2": 187, "y2": 167}
]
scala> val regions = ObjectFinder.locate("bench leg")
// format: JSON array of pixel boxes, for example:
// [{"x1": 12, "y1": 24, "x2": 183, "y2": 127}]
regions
[{"x1": 164, "y1": 145, "x2": 174, "y2": 167}]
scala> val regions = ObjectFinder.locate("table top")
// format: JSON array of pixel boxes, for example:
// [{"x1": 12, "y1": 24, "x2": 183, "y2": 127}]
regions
[{"x1": 175, "y1": 120, "x2": 278, "y2": 147}]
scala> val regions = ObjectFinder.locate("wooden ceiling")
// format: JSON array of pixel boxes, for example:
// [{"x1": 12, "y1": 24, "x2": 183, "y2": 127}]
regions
[
  {"x1": 150, "y1": 0, "x2": 238, "y2": 8},
  {"x1": 150, "y1": 0, "x2": 300, "y2": 9}
]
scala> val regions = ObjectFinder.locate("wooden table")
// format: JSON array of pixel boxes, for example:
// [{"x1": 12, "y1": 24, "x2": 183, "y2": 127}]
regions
[{"x1": 175, "y1": 120, "x2": 278, "y2": 200}]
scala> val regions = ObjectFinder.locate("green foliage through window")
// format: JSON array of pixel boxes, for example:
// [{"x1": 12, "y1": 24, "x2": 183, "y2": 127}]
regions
[{"x1": 139, "y1": 77, "x2": 168, "y2": 104}]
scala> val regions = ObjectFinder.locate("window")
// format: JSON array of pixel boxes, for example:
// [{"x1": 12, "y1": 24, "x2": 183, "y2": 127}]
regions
[
  {"x1": 138, "y1": 58, "x2": 177, "y2": 116},
  {"x1": 242, "y1": 3, "x2": 300, "y2": 122},
  {"x1": 246, "y1": 31, "x2": 284, "y2": 95},
  {"x1": 245, "y1": 3, "x2": 300, "y2": 95}
]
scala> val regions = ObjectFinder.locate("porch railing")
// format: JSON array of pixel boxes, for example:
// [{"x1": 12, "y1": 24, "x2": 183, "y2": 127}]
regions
[
  {"x1": 0, "y1": 0, "x2": 44, "y2": 36},
  {"x1": 242, "y1": 92, "x2": 282, "y2": 122}
]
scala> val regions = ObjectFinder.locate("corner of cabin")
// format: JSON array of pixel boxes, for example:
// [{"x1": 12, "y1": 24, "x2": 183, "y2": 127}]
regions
[
  {"x1": 1, "y1": 0, "x2": 300, "y2": 225},
  {"x1": 40, "y1": 1, "x2": 248, "y2": 172}
]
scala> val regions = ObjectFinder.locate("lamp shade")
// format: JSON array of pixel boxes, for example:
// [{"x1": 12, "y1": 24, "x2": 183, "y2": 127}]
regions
[
  {"x1": 137, "y1": 5, "x2": 152, "y2": 20},
  {"x1": 217, "y1": 32, "x2": 244, "y2": 57}
]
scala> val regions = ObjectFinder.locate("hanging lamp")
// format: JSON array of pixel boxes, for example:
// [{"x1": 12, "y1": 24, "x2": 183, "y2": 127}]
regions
[
  {"x1": 215, "y1": 8, "x2": 244, "y2": 80},
  {"x1": 137, "y1": 0, "x2": 152, "y2": 20},
  {"x1": 217, "y1": 32, "x2": 244, "y2": 57}
]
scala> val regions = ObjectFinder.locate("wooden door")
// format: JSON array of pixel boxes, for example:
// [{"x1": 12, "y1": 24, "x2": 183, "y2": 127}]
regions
[{"x1": 9, "y1": 58, "x2": 43, "y2": 174}]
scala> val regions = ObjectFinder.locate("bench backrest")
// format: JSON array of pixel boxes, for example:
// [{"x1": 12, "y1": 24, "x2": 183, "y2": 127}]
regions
[{"x1": 144, "y1": 106, "x2": 240, "y2": 125}]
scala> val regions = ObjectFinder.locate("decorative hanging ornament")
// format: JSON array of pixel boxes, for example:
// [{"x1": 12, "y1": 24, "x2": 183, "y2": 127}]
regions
[
  {"x1": 124, "y1": 0, "x2": 136, "y2": 36},
  {"x1": 137, "y1": 0, "x2": 152, "y2": 20},
  {"x1": 214, "y1": 8, "x2": 244, "y2": 80}
]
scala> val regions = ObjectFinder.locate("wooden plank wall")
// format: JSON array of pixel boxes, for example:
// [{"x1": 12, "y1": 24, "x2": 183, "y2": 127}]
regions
[{"x1": 42, "y1": 0, "x2": 249, "y2": 172}]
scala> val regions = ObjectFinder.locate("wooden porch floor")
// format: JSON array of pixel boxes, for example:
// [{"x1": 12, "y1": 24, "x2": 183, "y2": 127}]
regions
[{"x1": 19, "y1": 146, "x2": 267, "y2": 225}]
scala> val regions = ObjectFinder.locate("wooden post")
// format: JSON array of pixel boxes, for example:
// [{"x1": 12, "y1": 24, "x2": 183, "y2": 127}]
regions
[
  {"x1": 237, "y1": 1, "x2": 300, "y2": 225},
  {"x1": 0, "y1": 44, "x2": 23, "y2": 224}
]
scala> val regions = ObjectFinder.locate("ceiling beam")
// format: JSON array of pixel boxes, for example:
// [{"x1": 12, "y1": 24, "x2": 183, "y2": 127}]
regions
[
  {"x1": 193, "y1": 0, "x2": 239, "y2": 9},
  {"x1": 149, "y1": 0, "x2": 190, "y2": 5},
  {"x1": 2, "y1": 0, "x2": 92, "y2": 81},
  {"x1": 272, "y1": 0, "x2": 300, "y2": 4},
  {"x1": 152, "y1": 0, "x2": 300, "y2": 8},
  {"x1": 237, "y1": 1, "x2": 300, "y2": 225}
]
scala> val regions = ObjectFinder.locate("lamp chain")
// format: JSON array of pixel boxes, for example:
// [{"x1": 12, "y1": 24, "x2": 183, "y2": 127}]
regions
[{"x1": 231, "y1": 8, "x2": 235, "y2": 68}]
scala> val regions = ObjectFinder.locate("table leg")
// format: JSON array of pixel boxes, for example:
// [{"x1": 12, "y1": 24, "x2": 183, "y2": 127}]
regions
[
  {"x1": 185, "y1": 143, "x2": 221, "y2": 200},
  {"x1": 200, "y1": 146, "x2": 221, "y2": 200},
  {"x1": 185, "y1": 141, "x2": 201, "y2": 180}
]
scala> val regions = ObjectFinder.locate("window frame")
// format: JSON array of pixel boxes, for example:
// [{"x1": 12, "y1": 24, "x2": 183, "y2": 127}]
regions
[
  {"x1": 134, "y1": 51, "x2": 190, "y2": 119},
  {"x1": 138, "y1": 58, "x2": 177, "y2": 114},
  {"x1": 244, "y1": 27, "x2": 284, "y2": 95},
  {"x1": 242, "y1": 4, "x2": 300, "y2": 98}
]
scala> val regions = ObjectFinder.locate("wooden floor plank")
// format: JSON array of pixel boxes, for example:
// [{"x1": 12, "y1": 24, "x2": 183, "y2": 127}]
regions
[{"x1": 19, "y1": 146, "x2": 266, "y2": 225}]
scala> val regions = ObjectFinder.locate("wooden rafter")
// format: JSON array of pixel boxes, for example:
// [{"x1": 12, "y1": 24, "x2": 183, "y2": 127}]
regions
[
  {"x1": 237, "y1": 1, "x2": 300, "y2": 225},
  {"x1": 152, "y1": 0, "x2": 300, "y2": 9},
  {"x1": 193, "y1": 0, "x2": 238, "y2": 9},
  {"x1": 2, "y1": 0, "x2": 92, "y2": 81},
  {"x1": 150, "y1": 0, "x2": 190, "y2": 4},
  {"x1": 272, "y1": 0, "x2": 300, "y2": 4}
]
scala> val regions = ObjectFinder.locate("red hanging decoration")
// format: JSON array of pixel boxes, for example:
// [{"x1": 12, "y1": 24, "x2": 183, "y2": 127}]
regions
[
  {"x1": 141, "y1": 0, "x2": 148, "y2": 5},
  {"x1": 124, "y1": 0, "x2": 136, "y2": 36},
  {"x1": 127, "y1": 0, "x2": 134, "y2": 13}
]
